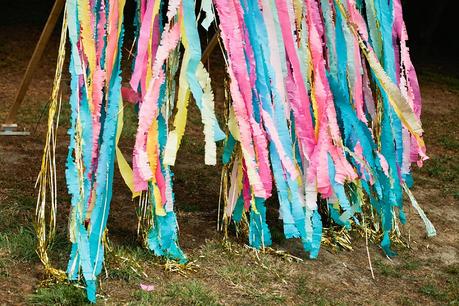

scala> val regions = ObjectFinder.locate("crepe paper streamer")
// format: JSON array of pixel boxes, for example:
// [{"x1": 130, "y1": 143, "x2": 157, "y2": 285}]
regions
[
  {"x1": 217, "y1": 0, "x2": 434, "y2": 259},
  {"x1": 115, "y1": 98, "x2": 141, "y2": 199},
  {"x1": 182, "y1": 0, "x2": 225, "y2": 164},
  {"x1": 38, "y1": 0, "x2": 127, "y2": 302},
  {"x1": 402, "y1": 183, "x2": 436, "y2": 237},
  {"x1": 200, "y1": 0, "x2": 215, "y2": 30},
  {"x1": 129, "y1": 0, "x2": 210, "y2": 265},
  {"x1": 129, "y1": 0, "x2": 181, "y2": 262},
  {"x1": 36, "y1": 0, "x2": 435, "y2": 302}
]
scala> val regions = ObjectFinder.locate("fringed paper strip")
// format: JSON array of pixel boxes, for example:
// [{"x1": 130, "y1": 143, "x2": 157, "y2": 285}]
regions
[
  {"x1": 120, "y1": 0, "x2": 225, "y2": 264},
  {"x1": 64, "y1": 0, "x2": 125, "y2": 302}
]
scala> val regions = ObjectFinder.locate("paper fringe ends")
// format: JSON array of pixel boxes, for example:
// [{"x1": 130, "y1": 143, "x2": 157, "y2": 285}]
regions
[{"x1": 35, "y1": 0, "x2": 435, "y2": 303}]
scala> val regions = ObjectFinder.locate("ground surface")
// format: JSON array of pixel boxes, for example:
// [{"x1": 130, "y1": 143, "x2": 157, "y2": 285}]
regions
[{"x1": 0, "y1": 21, "x2": 458, "y2": 306}]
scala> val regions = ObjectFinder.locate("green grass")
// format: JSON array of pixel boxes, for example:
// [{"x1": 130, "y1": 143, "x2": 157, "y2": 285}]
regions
[
  {"x1": 130, "y1": 280, "x2": 220, "y2": 306},
  {"x1": 0, "y1": 205, "x2": 21, "y2": 231},
  {"x1": 106, "y1": 245, "x2": 152, "y2": 282},
  {"x1": 396, "y1": 296, "x2": 416, "y2": 306},
  {"x1": 198, "y1": 241, "x2": 308, "y2": 304},
  {"x1": 445, "y1": 264, "x2": 459, "y2": 276},
  {"x1": 130, "y1": 290, "x2": 158, "y2": 305},
  {"x1": 401, "y1": 260, "x2": 422, "y2": 271},
  {"x1": 120, "y1": 103, "x2": 139, "y2": 140},
  {"x1": 374, "y1": 259, "x2": 402, "y2": 278},
  {"x1": 0, "y1": 195, "x2": 38, "y2": 280},
  {"x1": 421, "y1": 156, "x2": 459, "y2": 182},
  {"x1": 47, "y1": 230, "x2": 72, "y2": 265},
  {"x1": 14, "y1": 194, "x2": 36, "y2": 210},
  {"x1": 439, "y1": 136, "x2": 459, "y2": 151},
  {"x1": 414, "y1": 68, "x2": 459, "y2": 200},
  {"x1": 444, "y1": 264, "x2": 459, "y2": 304},
  {"x1": 0, "y1": 258, "x2": 10, "y2": 278},
  {"x1": 418, "y1": 153, "x2": 459, "y2": 197},
  {"x1": 419, "y1": 273, "x2": 459, "y2": 304},
  {"x1": 296, "y1": 276, "x2": 340, "y2": 305},
  {"x1": 28, "y1": 283, "x2": 89, "y2": 305},
  {"x1": 179, "y1": 136, "x2": 206, "y2": 156},
  {"x1": 419, "y1": 283, "x2": 447, "y2": 302},
  {"x1": 0, "y1": 195, "x2": 34, "y2": 231},
  {"x1": 0, "y1": 226, "x2": 37, "y2": 262}
]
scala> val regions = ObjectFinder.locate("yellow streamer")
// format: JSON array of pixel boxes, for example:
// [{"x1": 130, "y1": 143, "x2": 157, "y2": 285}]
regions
[{"x1": 115, "y1": 98, "x2": 141, "y2": 198}]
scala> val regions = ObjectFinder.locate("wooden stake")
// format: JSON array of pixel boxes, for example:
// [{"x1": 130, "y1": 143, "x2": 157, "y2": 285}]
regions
[
  {"x1": 4, "y1": 0, "x2": 65, "y2": 124},
  {"x1": 202, "y1": 32, "x2": 220, "y2": 64}
]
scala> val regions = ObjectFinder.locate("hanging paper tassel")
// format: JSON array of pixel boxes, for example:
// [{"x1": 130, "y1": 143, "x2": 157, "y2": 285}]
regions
[
  {"x1": 128, "y1": 0, "x2": 186, "y2": 263},
  {"x1": 63, "y1": 0, "x2": 126, "y2": 302},
  {"x1": 127, "y1": 0, "x2": 224, "y2": 263},
  {"x1": 217, "y1": 0, "x2": 434, "y2": 258}
]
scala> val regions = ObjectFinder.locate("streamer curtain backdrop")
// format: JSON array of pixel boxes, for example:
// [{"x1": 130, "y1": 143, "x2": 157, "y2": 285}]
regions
[{"x1": 35, "y1": 0, "x2": 435, "y2": 302}]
